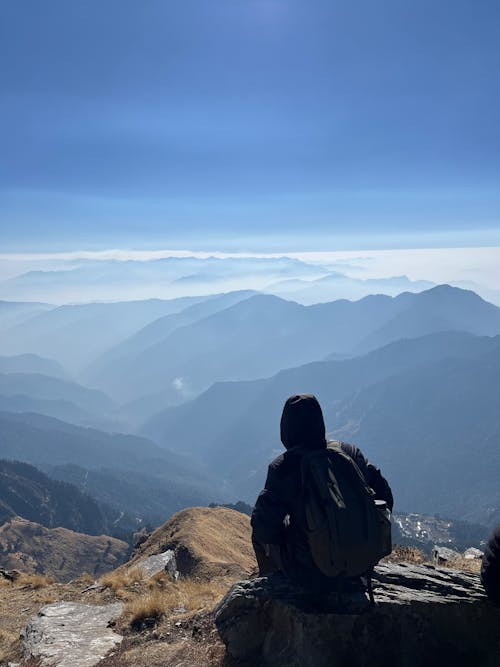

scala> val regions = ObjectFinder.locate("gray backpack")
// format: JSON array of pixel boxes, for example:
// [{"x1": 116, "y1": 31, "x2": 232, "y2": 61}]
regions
[{"x1": 299, "y1": 441, "x2": 392, "y2": 579}]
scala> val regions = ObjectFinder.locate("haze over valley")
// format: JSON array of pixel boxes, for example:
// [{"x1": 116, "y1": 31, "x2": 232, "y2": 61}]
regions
[{"x1": 1, "y1": 254, "x2": 499, "y2": 544}]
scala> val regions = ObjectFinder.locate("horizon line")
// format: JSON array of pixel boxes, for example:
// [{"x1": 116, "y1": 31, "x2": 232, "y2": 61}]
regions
[{"x1": 2, "y1": 245, "x2": 500, "y2": 263}]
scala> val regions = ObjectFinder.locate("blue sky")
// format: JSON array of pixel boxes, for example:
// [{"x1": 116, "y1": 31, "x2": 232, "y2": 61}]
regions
[{"x1": 1, "y1": 0, "x2": 499, "y2": 251}]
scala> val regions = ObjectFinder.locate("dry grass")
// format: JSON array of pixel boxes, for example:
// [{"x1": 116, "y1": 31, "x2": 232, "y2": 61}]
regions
[
  {"x1": 173, "y1": 578, "x2": 228, "y2": 611},
  {"x1": 18, "y1": 573, "x2": 55, "y2": 589},
  {"x1": 384, "y1": 545, "x2": 483, "y2": 574},
  {"x1": 97, "y1": 633, "x2": 225, "y2": 667},
  {"x1": 122, "y1": 574, "x2": 228, "y2": 630},
  {"x1": 384, "y1": 545, "x2": 427, "y2": 564},
  {"x1": 147, "y1": 572, "x2": 228, "y2": 612},
  {"x1": 100, "y1": 566, "x2": 146, "y2": 597},
  {"x1": 0, "y1": 628, "x2": 18, "y2": 662},
  {"x1": 35, "y1": 593, "x2": 57, "y2": 605},
  {"x1": 126, "y1": 590, "x2": 166, "y2": 630}
]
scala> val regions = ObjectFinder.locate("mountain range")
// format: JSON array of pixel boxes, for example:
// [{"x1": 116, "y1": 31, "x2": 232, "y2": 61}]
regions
[
  {"x1": 0, "y1": 411, "x2": 229, "y2": 526},
  {"x1": 141, "y1": 330, "x2": 500, "y2": 526},
  {"x1": 0, "y1": 353, "x2": 67, "y2": 378},
  {"x1": 0, "y1": 256, "x2": 326, "y2": 303},
  {"x1": 88, "y1": 285, "x2": 500, "y2": 410},
  {"x1": 3, "y1": 285, "x2": 500, "y2": 419},
  {"x1": 0, "y1": 295, "x2": 210, "y2": 372},
  {"x1": 0, "y1": 300, "x2": 52, "y2": 332},
  {"x1": 331, "y1": 344, "x2": 500, "y2": 526},
  {"x1": 0, "y1": 371, "x2": 121, "y2": 430},
  {"x1": 1, "y1": 283, "x2": 500, "y2": 530},
  {"x1": 266, "y1": 273, "x2": 435, "y2": 305}
]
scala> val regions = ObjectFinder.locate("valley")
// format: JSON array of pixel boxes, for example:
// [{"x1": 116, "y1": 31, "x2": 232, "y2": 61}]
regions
[{"x1": 1, "y1": 279, "x2": 499, "y2": 539}]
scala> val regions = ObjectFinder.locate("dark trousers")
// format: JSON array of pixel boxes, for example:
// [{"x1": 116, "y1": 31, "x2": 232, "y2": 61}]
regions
[
  {"x1": 252, "y1": 536, "x2": 285, "y2": 576},
  {"x1": 252, "y1": 534, "x2": 365, "y2": 594}
]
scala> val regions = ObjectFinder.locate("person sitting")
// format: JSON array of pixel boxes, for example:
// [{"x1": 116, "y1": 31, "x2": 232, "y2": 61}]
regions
[
  {"x1": 251, "y1": 394, "x2": 393, "y2": 590},
  {"x1": 481, "y1": 524, "x2": 500, "y2": 604}
]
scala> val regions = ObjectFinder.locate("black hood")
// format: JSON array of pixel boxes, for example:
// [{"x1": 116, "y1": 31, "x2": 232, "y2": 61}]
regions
[{"x1": 280, "y1": 394, "x2": 327, "y2": 451}]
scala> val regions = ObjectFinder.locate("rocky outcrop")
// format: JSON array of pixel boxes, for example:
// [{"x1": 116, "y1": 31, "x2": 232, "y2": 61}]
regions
[
  {"x1": 432, "y1": 545, "x2": 461, "y2": 564},
  {"x1": 129, "y1": 507, "x2": 255, "y2": 580},
  {"x1": 464, "y1": 547, "x2": 484, "y2": 559},
  {"x1": 22, "y1": 601, "x2": 123, "y2": 667},
  {"x1": 135, "y1": 549, "x2": 179, "y2": 580},
  {"x1": 215, "y1": 563, "x2": 500, "y2": 667}
]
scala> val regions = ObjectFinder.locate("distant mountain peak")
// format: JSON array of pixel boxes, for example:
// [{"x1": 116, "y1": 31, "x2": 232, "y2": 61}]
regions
[{"x1": 418, "y1": 284, "x2": 484, "y2": 300}]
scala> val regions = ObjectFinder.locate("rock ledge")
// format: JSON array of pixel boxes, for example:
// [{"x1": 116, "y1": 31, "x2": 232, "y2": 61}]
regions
[{"x1": 215, "y1": 563, "x2": 500, "y2": 667}]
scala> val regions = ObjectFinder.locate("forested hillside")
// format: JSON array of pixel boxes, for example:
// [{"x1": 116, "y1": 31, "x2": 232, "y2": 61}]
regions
[{"x1": 0, "y1": 459, "x2": 113, "y2": 535}]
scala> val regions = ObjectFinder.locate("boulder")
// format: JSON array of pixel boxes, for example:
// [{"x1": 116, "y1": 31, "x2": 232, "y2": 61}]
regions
[
  {"x1": 463, "y1": 547, "x2": 484, "y2": 560},
  {"x1": 134, "y1": 549, "x2": 179, "y2": 580},
  {"x1": 22, "y1": 601, "x2": 123, "y2": 667},
  {"x1": 432, "y1": 545, "x2": 461, "y2": 564},
  {"x1": 215, "y1": 563, "x2": 500, "y2": 667}
]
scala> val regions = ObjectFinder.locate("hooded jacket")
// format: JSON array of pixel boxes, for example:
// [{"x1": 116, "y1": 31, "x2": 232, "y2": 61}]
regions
[{"x1": 251, "y1": 394, "x2": 393, "y2": 580}]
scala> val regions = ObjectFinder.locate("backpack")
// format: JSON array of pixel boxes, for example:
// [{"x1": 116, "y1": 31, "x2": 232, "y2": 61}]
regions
[{"x1": 299, "y1": 441, "x2": 392, "y2": 581}]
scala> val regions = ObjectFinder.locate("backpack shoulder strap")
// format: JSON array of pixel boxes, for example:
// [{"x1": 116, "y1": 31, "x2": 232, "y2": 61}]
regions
[{"x1": 326, "y1": 440, "x2": 374, "y2": 492}]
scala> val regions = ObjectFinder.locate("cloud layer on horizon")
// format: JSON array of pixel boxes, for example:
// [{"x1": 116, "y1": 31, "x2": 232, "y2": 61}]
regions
[{"x1": 0, "y1": 246, "x2": 499, "y2": 306}]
